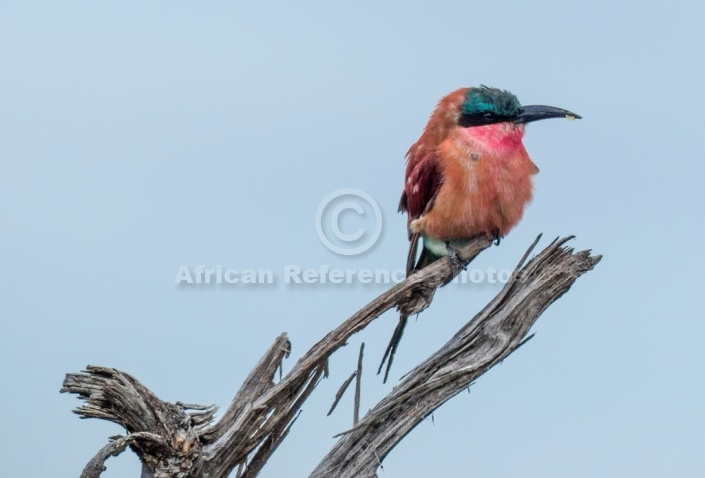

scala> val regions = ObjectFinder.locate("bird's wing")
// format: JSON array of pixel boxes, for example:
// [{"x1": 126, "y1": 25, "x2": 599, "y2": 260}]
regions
[
  {"x1": 380, "y1": 151, "x2": 444, "y2": 383},
  {"x1": 398, "y1": 151, "x2": 443, "y2": 274}
]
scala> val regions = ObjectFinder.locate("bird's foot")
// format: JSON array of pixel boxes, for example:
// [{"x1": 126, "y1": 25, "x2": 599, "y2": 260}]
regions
[
  {"x1": 492, "y1": 229, "x2": 503, "y2": 246},
  {"x1": 445, "y1": 241, "x2": 467, "y2": 270}
]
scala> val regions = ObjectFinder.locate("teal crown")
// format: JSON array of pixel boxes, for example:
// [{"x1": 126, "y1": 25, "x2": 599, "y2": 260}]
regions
[{"x1": 461, "y1": 86, "x2": 521, "y2": 117}]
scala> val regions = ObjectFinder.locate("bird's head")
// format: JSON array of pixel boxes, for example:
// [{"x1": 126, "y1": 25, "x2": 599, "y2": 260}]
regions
[
  {"x1": 459, "y1": 85, "x2": 581, "y2": 127},
  {"x1": 409, "y1": 86, "x2": 580, "y2": 158}
]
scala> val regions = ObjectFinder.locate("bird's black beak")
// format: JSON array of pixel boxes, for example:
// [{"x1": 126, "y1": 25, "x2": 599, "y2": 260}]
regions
[{"x1": 514, "y1": 105, "x2": 582, "y2": 124}]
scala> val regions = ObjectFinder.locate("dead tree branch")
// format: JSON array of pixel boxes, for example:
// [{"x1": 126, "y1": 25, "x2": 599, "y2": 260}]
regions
[
  {"x1": 310, "y1": 236, "x2": 600, "y2": 477},
  {"x1": 61, "y1": 234, "x2": 599, "y2": 478}
]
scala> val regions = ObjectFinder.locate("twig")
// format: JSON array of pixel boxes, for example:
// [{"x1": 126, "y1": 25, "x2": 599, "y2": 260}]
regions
[
  {"x1": 327, "y1": 372, "x2": 356, "y2": 416},
  {"x1": 354, "y1": 343, "x2": 364, "y2": 425}
]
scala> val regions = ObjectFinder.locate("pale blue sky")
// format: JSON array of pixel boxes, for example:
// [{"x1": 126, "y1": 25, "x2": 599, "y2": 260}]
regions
[{"x1": 2, "y1": 1, "x2": 704, "y2": 477}]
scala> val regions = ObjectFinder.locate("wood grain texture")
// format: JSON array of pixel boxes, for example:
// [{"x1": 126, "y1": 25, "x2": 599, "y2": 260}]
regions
[
  {"x1": 61, "y1": 235, "x2": 599, "y2": 478},
  {"x1": 310, "y1": 236, "x2": 600, "y2": 478}
]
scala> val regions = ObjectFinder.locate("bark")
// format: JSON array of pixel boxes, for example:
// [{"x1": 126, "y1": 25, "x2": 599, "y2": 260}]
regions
[
  {"x1": 61, "y1": 235, "x2": 600, "y2": 478},
  {"x1": 310, "y1": 236, "x2": 599, "y2": 477}
]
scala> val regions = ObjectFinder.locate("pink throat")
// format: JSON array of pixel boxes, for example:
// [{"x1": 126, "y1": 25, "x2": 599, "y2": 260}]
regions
[{"x1": 459, "y1": 123, "x2": 526, "y2": 154}]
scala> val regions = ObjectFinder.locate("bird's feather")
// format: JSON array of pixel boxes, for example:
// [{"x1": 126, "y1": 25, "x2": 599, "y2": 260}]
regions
[{"x1": 399, "y1": 151, "x2": 444, "y2": 271}]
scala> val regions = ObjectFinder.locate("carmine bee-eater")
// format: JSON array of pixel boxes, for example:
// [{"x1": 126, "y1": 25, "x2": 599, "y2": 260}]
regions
[{"x1": 378, "y1": 85, "x2": 580, "y2": 382}]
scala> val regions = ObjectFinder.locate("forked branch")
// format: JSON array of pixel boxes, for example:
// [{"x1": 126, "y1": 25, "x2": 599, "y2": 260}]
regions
[
  {"x1": 61, "y1": 235, "x2": 599, "y2": 478},
  {"x1": 310, "y1": 236, "x2": 600, "y2": 477}
]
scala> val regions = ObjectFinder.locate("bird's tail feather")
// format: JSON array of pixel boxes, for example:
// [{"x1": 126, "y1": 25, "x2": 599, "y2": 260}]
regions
[
  {"x1": 378, "y1": 246, "x2": 441, "y2": 383},
  {"x1": 377, "y1": 313, "x2": 409, "y2": 383},
  {"x1": 378, "y1": 239, "x2": 445, "y2": 383}
]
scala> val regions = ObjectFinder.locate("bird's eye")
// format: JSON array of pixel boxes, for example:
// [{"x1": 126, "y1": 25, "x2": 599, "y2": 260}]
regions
[{"x1": 483, "y1": 112, "x2": 495, "y2": 121}]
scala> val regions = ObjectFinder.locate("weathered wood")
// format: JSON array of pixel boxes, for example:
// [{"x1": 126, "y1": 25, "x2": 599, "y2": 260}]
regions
[
  {"x1": 62, "y1": 234, "x2": 599, "y2": 478},
  {"x1": 354, "y1": 343, "x2": 364, "y2": 425},
  {"x1": 327, "y1": 372, "x2": 356, "y2": 417},
  {"x1": 79, "y1": 432, "x2": 167, "y2": 478},
  {"x1": 62, "y1": 367, "x2": 212, "y2": 477},
  {"x1": 310, "y1": 236, "x2": 600, "y2": 478}
]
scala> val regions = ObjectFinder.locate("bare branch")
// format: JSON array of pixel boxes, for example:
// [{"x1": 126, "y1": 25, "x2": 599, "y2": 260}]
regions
[
  {"x1": 328, "y1": 372, "x2": 356, "y2": 417},
  {"x1": 354, "y1": 343, "x2": 364, "y2": 425},
  {"x1": 194, "y1": 235, "x2": 493, "y2": 476},
  {"x1": 80, "y1": 433, "x2": 167, "y2": 478},
  {"x1": 200, "y1": 334, "x2": 291, "y2": 442},
  {"x1": 310, "y1": 237, "x2": 600, "y2": 478},
  {"x1": 62, "y1": 234, "x2": 599, "y2": 478}
]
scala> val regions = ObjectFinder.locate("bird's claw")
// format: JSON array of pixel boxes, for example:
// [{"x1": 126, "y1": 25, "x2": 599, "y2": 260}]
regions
[
  {"x1": 445, "y1": 241, "x2": 467, "y2": 270},
  {"x1": 492, "y1": 229, "x2": 503, "y2": 246}
]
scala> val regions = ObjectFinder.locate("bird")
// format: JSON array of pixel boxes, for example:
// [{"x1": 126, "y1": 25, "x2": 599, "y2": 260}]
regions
[{"x1": 378, "y1": 85, "x2": 580, "y2": 382}]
